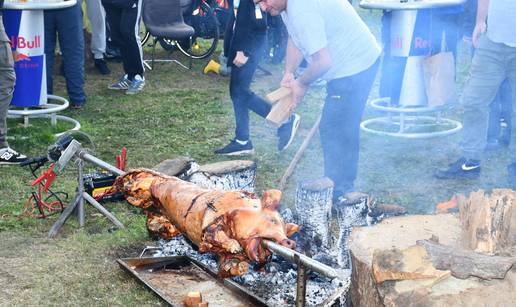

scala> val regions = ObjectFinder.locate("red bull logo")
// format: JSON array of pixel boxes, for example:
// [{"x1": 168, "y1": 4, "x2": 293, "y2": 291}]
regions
[
  {"x1": 14, "y1": 52, "x2": 31, "y2": 62},
  {"x1": 10, "y1": 35, "x2": 41, "y2": 50}
]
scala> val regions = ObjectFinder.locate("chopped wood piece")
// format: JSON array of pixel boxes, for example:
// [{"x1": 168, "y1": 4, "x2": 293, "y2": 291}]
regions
[
  {"x1": 457, "y1": 189, "x2": 516, "y2": 254},
  {"x1": 266, "y1": 86, "x2": 291, "y2": 102},
  {"x1": 372, "y1": 245, "x2": 451, "y2": 284},
  {"x1": 266, "y1": 87, "x2": 294, "y2": 127},
  {"x1": 198, "y1": 303, "x2": 209, "y2": 307},
  {"x1": 184, "y1": 291, "x2": 202, "y2": 307},
  {"x1": 417, "y1": 239, "x2": 516, "y2": 280}
]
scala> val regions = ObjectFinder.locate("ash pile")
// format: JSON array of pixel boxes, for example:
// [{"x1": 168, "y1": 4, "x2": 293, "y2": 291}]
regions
[{"x1": 154, "y1": 232, "x2": 348, "y2": 306}]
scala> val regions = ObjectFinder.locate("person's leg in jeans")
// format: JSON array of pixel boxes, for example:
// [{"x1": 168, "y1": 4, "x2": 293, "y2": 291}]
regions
[
  {"x1": 505, "y1": 45, "x2": 516, "y2": 181},
  {"x1": 320, "y1": 60, "x2": 379, "y2": 200},
  {"x1": 461, "y1": 35, "x2": 507, "y2": 162},
  {"x1": 486, "y1": 93, "x2": 502, "y2": 145},
  {"x1": 498, "y1": 80, "x2": 512, "y2": 145},
  {"x1": 229, "y1": 48, "x2": 271, "y2": 142},
  {"x1": 44, "y1": 10, "x2": 57, "y2": 96},
  {"x1": 56, "y1": 3, "x2": 86, "y2": 106}
]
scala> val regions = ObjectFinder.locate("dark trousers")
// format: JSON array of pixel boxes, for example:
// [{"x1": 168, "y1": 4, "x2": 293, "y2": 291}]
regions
[
  {"x1": 320, "y1": 59, "x2": 379, "y2": 195},
  {"x1": 44, "y1": 2, "x2": 86, "y2": 105},
  {"x1": 103, "y1": 1, "x2": 144, "y2": 79},
  {"x1": 229, "y1": 44, "x2": 271, "y2": 141}
]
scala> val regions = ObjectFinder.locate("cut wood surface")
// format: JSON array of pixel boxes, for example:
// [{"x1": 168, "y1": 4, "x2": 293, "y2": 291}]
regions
[
  {"x1": 184, "y1": 291, "x2": 202, "y2": 307},
  {"x1": 266, "y1": 87, "x2": 291, "y2": 102},
  {"x1": 349, "y1": 213, "x2": 516, "y2": 307},
  {"x1": 458, "y1": 189, "x2": 516, "y2": 254},
  {"x1": 417, "y1": 239, "x2": 516, "y2": 280},
  {"x1": 266, "y1": 87, "x2": 294, "y2": 127},
  {"x1": 372, "y1": 245, "x2": 451, "y2": 284}
]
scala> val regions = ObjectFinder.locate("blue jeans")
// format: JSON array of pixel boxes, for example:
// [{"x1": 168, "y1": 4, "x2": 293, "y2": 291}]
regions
[
  {"x1": 320, "y1": 59, "x2": 379, "y2": 195},
  {"x1": 461, "y1": 34, "x2": 516, "y2": 161},
  {"x1": 44, "y1": 2, "x2": 86, "y2": 105},
  {"x1": 229, "y1": 45, "x2": 271, "y2": 141},
  {"x1": 487, "y1": 79, "x2": 512, "y2": 144}
]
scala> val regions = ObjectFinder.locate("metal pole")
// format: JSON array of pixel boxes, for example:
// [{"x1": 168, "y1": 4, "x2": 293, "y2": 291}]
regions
[
  {"x1": 83, "y1": 192, "x2": 125, "y2": 229},
  {"x1": 78, "y1": 159, "x2": 85, "y2": 227},
  {"x1": 295, "y1": 254, "x2": 307, "y2": 307},
  {"x1": 262, "y1": 240, "x2": 339, "y2": 279},
  {"x1": 79, "y1": 151, "x2": 124, "y2": 176}
]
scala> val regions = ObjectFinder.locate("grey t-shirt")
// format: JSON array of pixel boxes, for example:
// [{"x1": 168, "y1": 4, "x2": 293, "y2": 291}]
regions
[
  {"x1": 281, "y1": 0, "x2": 381, "y2": 80},
  {"x1": 487, "y1": 0, "x2": 516, "y2": 47}
]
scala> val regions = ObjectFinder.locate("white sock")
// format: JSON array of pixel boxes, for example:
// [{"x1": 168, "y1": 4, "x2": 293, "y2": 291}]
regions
[{"x1": 235, "y1": 139, "x2": 248, "y2": 145}]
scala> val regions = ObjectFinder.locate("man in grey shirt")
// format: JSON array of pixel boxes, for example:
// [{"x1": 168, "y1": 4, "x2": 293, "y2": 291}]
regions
[
  {"x1": 436, "y1": 0, "x2": 516, "y2": 184},
  {"x1": 256, "y1": 0, "x2": 381, "y2": 202},
  {"x1": 0, "y1": 2, "x2": 28, "y2": 165}
]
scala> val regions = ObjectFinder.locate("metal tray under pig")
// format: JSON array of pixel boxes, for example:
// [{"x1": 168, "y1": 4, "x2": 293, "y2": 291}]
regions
[{"x1": 117, "y1": 256, "x2": 268, "y2": 307}]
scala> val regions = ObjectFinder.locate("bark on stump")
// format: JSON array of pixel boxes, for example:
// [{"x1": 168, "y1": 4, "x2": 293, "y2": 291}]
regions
[
  {"x1": 348, "y1": 189, "x2": 516, "y2": 307},
  {"x1": 457, "y1": 189, "x2": 516, "y2": 254},
  {"x1": 335, "y1": 192, "x2": 370, "y2": 269},
  {"x1": 187, "y1": 160, "x2": 257, "y2": 192},
  {"x1": 294, "y1": 177, "x2": 333, "y2": 255}
]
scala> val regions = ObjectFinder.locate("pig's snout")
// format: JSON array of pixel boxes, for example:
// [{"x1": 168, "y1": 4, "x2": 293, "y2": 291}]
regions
[{"x1": 279, "y1": 238, "x2": 296, "y2": 249}]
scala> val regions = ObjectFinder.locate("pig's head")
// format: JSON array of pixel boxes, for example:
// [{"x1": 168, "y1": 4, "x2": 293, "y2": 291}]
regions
[{"x1": 227, "y1": 189, "x2": 299, "y2": 264}]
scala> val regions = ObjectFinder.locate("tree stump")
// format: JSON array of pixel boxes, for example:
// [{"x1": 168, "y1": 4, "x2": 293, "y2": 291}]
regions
[
  {"x1": 294, "y1": 177, "x2": 333, "y2": 255},
  {"x1": 348, "y1": 189, "x2": 516, "y2": 307},
  {"x1": 335, "y1": 192, "x2": 370, "y2": 269},
  {"x1": 187, "y1": 160, "x2": 257, "y2": 192},
  {"x1": 153, "y1": 156, "x2": 199, "y2": 178}
]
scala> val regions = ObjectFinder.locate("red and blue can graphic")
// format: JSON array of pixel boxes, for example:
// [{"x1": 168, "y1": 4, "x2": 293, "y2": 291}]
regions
[{"x1": 2, "y1": 10, "x2": 47, "y2": 107}]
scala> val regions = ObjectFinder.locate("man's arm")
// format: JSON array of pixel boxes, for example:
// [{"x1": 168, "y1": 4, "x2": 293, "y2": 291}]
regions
[
  {"x1": 472, "y1": 0, "x2": 489, "y2": 47},
  {"x1": 281, "y1": 37, "x2": 304, "y2": 86},
  {"x1": 297, "y1": 47, "x2": 332, "y2": 87},
  {"x1": 288, "y1": 47, "x2": 332, "y2": 107}
]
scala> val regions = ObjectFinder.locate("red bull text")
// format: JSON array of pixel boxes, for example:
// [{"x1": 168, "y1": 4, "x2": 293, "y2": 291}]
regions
[{"x1": 10, "y1": 35, "x2": 41, "y2": 50}]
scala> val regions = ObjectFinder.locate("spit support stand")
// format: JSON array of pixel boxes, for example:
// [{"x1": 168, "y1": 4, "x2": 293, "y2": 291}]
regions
[
  {"x1": 47, "y1": 146, "x2": 126, "y2": 238},
  {"x1": 262, "y1": 240, "x2": 345, "y2": 307}
]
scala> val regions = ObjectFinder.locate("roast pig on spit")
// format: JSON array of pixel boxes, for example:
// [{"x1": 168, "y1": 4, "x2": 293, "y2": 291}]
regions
[{"x1": 115, "y1": 169, "x2": 299, "y2": 277}]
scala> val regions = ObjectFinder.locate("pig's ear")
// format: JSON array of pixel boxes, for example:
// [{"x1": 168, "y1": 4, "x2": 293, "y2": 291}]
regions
[
  {"x1": 285, "y1": 223, "x2": 300, "y2": 237},
  {"x1": 260, "y1": 189, "x2": 282, "y2": 211}
]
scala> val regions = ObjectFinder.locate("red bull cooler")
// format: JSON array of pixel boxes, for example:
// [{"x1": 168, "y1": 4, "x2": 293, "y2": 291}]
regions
[{"x1": 2, "y1": 1, "x2": 76, "y2": 108}]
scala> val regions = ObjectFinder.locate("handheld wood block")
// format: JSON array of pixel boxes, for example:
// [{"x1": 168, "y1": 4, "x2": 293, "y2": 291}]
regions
[{"x1": 266, "y1": 87, "x2": 294, "y2": 127}]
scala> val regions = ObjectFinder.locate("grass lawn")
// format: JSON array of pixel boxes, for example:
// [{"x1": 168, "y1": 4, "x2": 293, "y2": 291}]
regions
[{"x1": 1, "y1": 8, "x2": 512, "y2": 306}]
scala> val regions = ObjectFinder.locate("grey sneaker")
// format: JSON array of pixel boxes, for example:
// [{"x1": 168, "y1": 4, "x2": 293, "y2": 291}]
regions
[
  {"x1": 108, "y1": 74, "x2": 131, "y2": 90},
  {"x1": 126, "y1": 75, "x2": 145, "y2": 95}
]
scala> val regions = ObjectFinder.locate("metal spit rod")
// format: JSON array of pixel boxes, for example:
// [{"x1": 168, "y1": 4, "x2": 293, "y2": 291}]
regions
[
  {"x1": 79, "y1": 151, "x2": 125, "y2": 176},
  {"x1": 262, "y1": 240, "x2": 339, "y2": 279}
]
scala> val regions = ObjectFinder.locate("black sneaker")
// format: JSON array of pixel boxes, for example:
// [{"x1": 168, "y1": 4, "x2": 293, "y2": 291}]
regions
[
  {"x1": 0, "y1": 147, "x2": 28, "y2": 165},
  {"x1": 94, "y1": 59, "x2": 111, "y2": 75},
  {"x1": 434, "y1": 157, "x2": 481, "y2": 179},
  {"x1": 214, "y1": 139, "x2": 254, "y2": 156},
  {"x1": 277, "y1": 113, "x2": 300, "y2": 151}
]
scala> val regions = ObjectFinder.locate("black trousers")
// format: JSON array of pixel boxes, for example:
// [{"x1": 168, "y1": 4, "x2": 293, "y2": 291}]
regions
[
  {"x1": 229, "y1": 43, "x2": 271, "y2": 141},
  {"x1": 320, "y1": 59, "x2": 379, "y2": 196},
  {"x1": 103, "y1": 0, "x2": 144, "y2": 79}
]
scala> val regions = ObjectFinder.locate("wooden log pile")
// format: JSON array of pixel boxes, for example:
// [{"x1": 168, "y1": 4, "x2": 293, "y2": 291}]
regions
[{"x1": 348, "y1": 189, "x2": 516, "y2": 307}]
